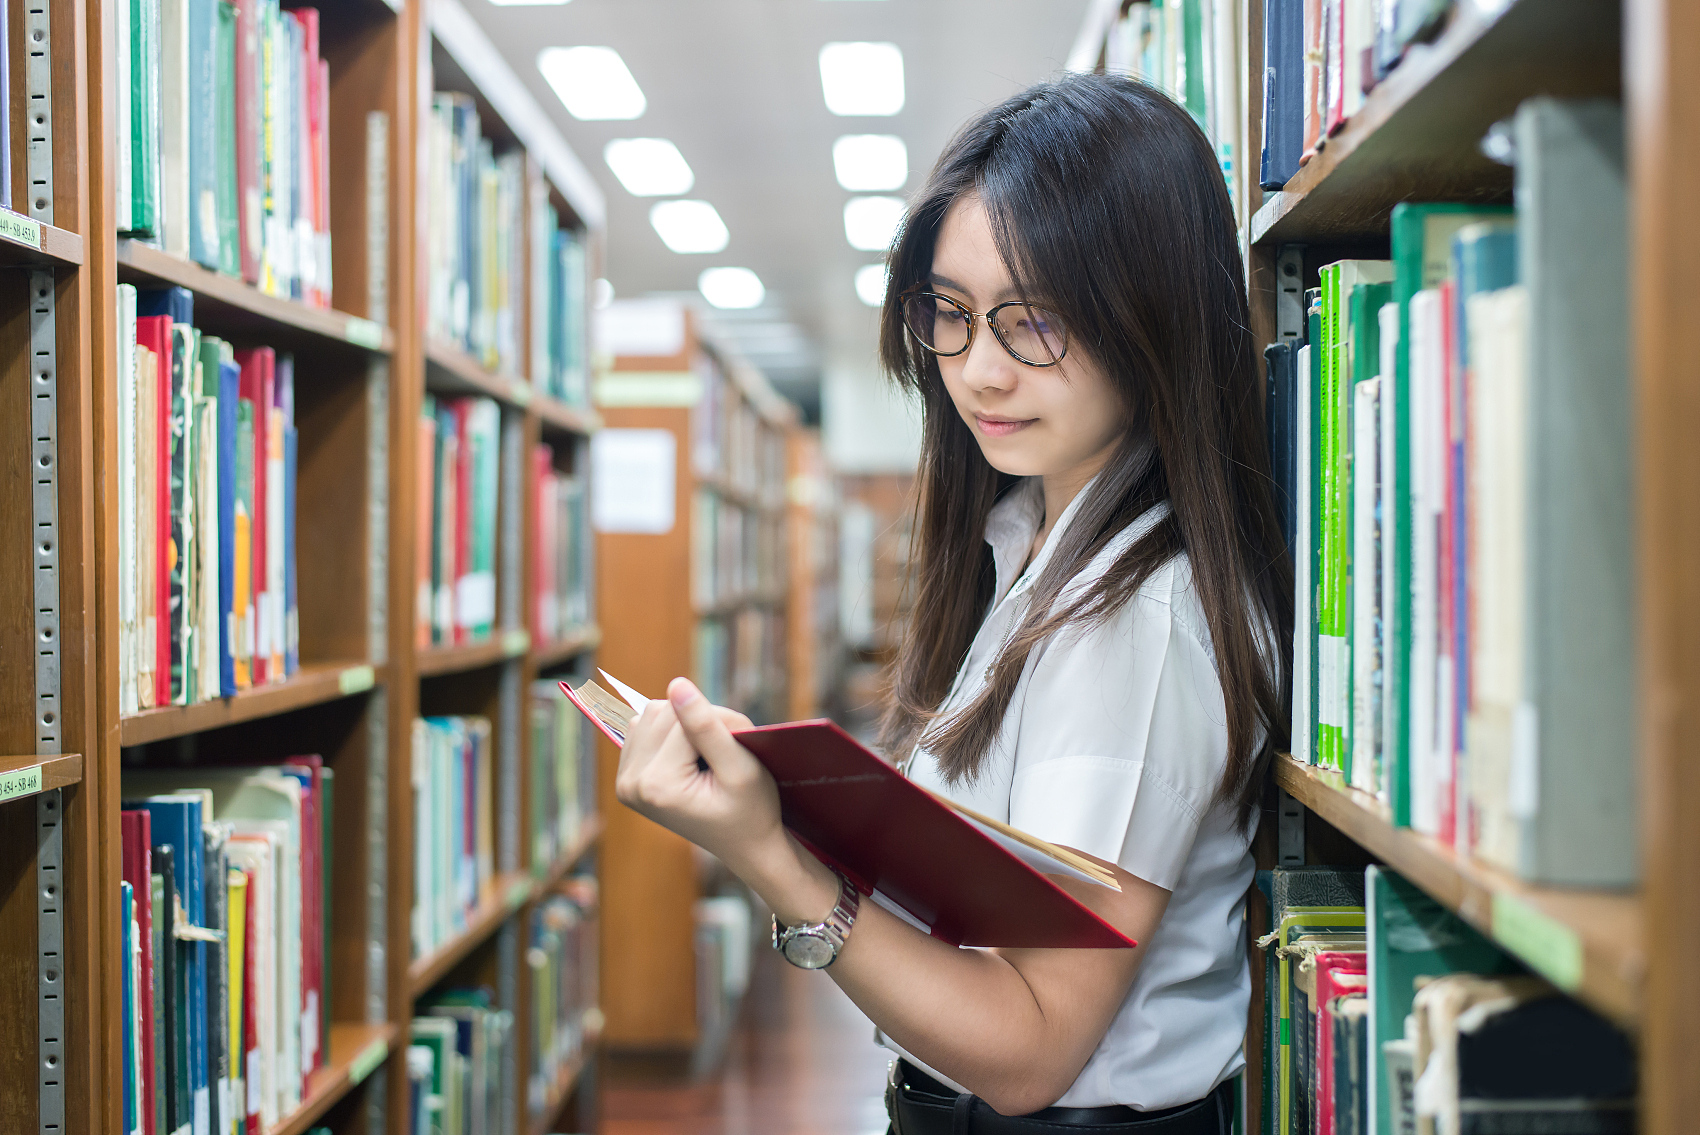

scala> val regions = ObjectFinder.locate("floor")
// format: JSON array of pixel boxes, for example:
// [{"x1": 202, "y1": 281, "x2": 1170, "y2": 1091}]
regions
[{"x1": 601, "y1": 950, "x2": 894, "y2": 1135}]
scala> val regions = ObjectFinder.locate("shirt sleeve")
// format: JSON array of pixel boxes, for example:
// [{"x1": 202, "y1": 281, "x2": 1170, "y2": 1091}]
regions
[{"x1": 1006, "y1": 560, "x2": 1230, "y2": 891}]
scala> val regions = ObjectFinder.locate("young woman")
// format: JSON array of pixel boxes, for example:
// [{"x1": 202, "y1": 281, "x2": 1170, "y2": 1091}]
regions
[{"x1": 613, "y1": 73, "x2": 1290, "y2": 1134}]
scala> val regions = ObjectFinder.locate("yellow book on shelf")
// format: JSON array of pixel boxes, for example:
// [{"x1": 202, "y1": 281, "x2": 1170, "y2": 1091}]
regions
[{"x1": 227, "y1": 867, "x2": 247, "y2": 1108}]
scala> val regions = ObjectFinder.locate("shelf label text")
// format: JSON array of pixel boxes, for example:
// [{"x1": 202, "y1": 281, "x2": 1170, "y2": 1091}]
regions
[
  {"x1": 344, "y1": 317, "x2": 385, "y2": 351},
  {"x1": 0, "y1": 210, "x2": 43, "y2": 250},
  {"x1": 0, "y1": 764, "x2": 43, "y2": 802},
  {"x1": 1491, "y1": 893, "x2": 1583, "y2": 992},
  {"x1": 338, "y1": 665, "x2": 376, "y2": 696}
]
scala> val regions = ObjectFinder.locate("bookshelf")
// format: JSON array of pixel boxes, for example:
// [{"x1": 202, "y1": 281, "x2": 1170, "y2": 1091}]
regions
[
  {"x1": 593, "y1": 302, "x2": 797, "y2": 1051},
  {"x1": 0, "y1": 1, "x2": 609, "y2": 1133},
  {"x1": 1084, "y1": 0, "x2": 1698, "y2": 1131}
]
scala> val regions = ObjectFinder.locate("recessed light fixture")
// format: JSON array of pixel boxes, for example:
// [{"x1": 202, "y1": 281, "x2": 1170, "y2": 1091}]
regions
[
  {"x1": 650, "y1": 200, "x2": 730, "y2": 254},
  {"x1": 819, "y1": 42, "x2": 905, "y2": 116},
  {"x1": 488, "y1": 0, "x2": 569, "y2": 6},
  {"x1": 604, "y1": 139, "x2": 694, "y2": 197},
  {"x1": 833, "y1": 134, "x2": 907, "y2": 192},
  {"x1": 843, "y1": 196, "x2": 905, "y2": 252},
  {"x1": 854, "y1": 264, "x2": 889, "y2": 307},
  {"x1": 538, "y1": 46, "x2": 646, "y2": 121},
  {"x1": 699, "y1": 267, "x2": 766, "y2": 310}
]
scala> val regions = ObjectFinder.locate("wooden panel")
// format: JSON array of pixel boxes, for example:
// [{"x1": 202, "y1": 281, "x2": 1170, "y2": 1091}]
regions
[
  {"x1": 295, "y1": 361, "x2": 377, "y2": 663},
  {"x1": 1627, "y1": 0, "x2": 1700, "y2": 1129},
  {"x1": 0, "y1": 271, "x2": 35, "y2": 754},
  {"x1": 597, "y1": 404, "x2": 700, "y2": 1048}
]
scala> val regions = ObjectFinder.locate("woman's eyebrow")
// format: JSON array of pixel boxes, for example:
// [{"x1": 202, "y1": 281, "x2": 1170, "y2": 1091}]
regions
[{"x1": 929, "y1": 273, "x2": 1020, "y2": 304}]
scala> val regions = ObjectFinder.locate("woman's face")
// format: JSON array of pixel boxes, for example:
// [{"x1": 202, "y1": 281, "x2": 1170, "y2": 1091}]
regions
[{"x1": 928, "y1": 196, "x2": 1128, "y2": 488}]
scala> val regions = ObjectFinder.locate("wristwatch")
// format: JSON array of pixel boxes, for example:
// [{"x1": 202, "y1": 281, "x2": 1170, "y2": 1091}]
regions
[{"x1": 771, "y1": 868, "x2": 860, "y2": 970}]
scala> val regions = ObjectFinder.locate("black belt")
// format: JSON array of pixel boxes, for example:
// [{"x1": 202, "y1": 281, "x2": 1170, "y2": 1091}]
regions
[{"x1": 886, "y1": 1059, "x2": 1232, "y2": 1135}]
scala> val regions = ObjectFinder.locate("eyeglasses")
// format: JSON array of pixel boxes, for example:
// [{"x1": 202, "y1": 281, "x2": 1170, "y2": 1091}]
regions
[{"x1": 900, "y1": 290, "x2": 1069, "y2": 368}]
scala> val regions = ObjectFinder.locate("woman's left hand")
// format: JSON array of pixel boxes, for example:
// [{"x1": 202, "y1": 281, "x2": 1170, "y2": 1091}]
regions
[{"x1": 614, "y1": 677, "x2": 787, "y2": 876}]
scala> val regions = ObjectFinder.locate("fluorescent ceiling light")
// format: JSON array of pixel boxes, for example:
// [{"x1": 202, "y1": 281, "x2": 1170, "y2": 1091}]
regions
[
  {"x1": 699, "y1": 267, "x2": 766, "y2": 310},
  {"x1": 855, "y1": 263, "x2": 889, "y2": 307},
  {"x1": 537, "y1": 46, "x2": 646, "y2": 120},
  {"x1": 843, "y1": 196, "x2": 905, "y2": 252},
  {"x1": 833, "y1": 134, "x2": 907, "y2": 191},
  {"x1": 650, "y1": 200, "x2": 729, "y2": 253},
  {"x1": 604, "y1": 138, "x2": 694, "y2": 196},
  {"x1": 488, "y1": 0, "x2": 569, "y2": 5},
  {"x1": 819, "y1": 42, "x2": 905, "y2": 116}
]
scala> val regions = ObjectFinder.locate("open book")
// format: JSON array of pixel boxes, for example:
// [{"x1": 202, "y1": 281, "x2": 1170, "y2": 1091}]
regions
[{"x1": 562, "y1": 673, "x2": 1134, "y2": 950}]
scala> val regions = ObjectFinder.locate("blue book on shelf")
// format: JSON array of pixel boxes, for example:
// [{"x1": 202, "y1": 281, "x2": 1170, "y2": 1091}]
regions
[
  {"x1": 217, "y1": 357, "x2": 240, "y2": 695},
  {"x1": 129, "y1": 794, "x2": 210, "y2": 1135},
  {"x1": 1260, "y1": 0, "x2": 1304, "y2": 189},
  {"x1": 136, "y1": 285, "x2": 194, "y2": 327}
]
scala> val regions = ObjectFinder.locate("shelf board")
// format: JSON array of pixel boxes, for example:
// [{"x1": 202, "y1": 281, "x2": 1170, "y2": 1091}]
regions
[
  {"x1": 269, "y1": 1021, "x2": 398, "y2": 1135},
  {"x1": 536, "y1": 815, "x2": 604, "y2": 890},
  {"x1": 533, "y1": 624, "x2": 602, "y2": 670},
  {"x1": 418, "y1": 629, "x2": 530, "y2": 678},
  {"x1": 409, "y1": 869, "x2": 537, "y2": 998},
  {"x1": 0, "y1": 211, "x2": 84, "y2": 268},
  {"x1": 1276, "y1": 756, "x2": 1643, "y2": 1028},
  {"x1": 426, "y1": 338, "x2": 533, "y2": 406},
  {"x1": 116, "y1": 240, "x2": 394, "y2": 353},
  {"x1": 695, "y1": 590, "x2": 786, "y2": 619},
  {"x1": 529, "y1": 1050, "x2": 589, "y2": 1135},
  {"x1": 0, "y1": 753, "x2": 84, "y2": 804},
  {"x1": 700, "y1": 473, "x2": 783, "y2": 515},
  {"x1": 119, "y1": 661, "x2": 381, "y2": 747},
  {"x1": 1248, "y1": 0, "x2": 1619, "y2": 247},
  {"x1": 534, "y1": 392, "x2": 602, "y2": 436}
]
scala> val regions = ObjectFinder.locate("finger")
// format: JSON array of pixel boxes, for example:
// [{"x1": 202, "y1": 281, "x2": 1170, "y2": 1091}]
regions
[
  {"x1": 714, "y1": 705, "x2": 755, "y2": 733},
  {"x1": 668, "y1": 678, "x2": 758, "y2": 781},
  {"x1": 615, "y1": 698, "x2": 678, "y2": 802}
]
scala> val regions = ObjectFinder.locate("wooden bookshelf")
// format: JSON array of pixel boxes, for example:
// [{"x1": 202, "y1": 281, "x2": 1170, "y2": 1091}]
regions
[
  {"x1": 117, "y1": 662, "x2": 380, "y2": 746},
  {"x1": 407, "y1": 869, "x2": 539, "y2": 997},
  {"x1": 416, "y1": 633, "x2": 529, "y2": 678},
  {"x1": 529, "y1": 1050, "x2": 589, "y2": 1135},
  {"x1": 534, "y1": 623, "x2": 603, "y2": 672},
  {"x1": 270, "y1": 1022, "x2": 400, "y2": 1135},
  {"x1": 0, "y1": 754, "x2": 86, "y2": 801},
  {"x1": 0, "y1": 211, "x2": 85, "y2": 268}
]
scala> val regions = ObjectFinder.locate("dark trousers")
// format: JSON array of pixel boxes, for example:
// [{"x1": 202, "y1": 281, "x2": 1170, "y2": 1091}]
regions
[{"x1": 885, "y1": 1059, "x2": 1234, "y2": 1135}]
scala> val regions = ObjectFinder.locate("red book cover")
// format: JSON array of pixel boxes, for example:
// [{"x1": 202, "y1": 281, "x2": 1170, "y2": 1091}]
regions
[
  {"x1": 233, "y1": 0, "x2": 261, "y2": 283},
  {"x1": 236, "y1": 349, "x2": 274, "y2": 684},
  {"x1": 1300, "y1": 0, "x2": 1324, "y2": 159},
  {"x1": 282, "y1": 756, "x2": 322, "y2": 1077},
  {"x1": 121, "y1": 810, "x2": 157, "y2": 1135},
  {"x1": 136, "y1": 314, "x2": 174, "y2": 708},
  {"x1": 561, "y1": 680, "x2": 1134, "y2": 950},
  {"x1": 417, "y1": 414, "x2": 437, "y2": 649},
  {"x1": 240, "y1": 867, "x2": 260, "y2": 1135},
  {"x1": 1314, "y1": 950, "x2": 1368, "y2": 1135},
  {"x1": 453, "y1": 401, "x2": 472, "y2": 644},
  {"x1": 290, "y1": 9, "x2": 323, "y2": 308}
]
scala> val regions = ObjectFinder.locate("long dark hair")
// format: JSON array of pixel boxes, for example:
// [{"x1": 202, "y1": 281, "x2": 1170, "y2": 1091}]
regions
[{"x1": 875, "y1": 73, "x2": 1291, "y2": 828}]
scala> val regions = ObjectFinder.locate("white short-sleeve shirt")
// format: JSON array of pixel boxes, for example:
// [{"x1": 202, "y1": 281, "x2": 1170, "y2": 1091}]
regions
[{"x1": 881, "y1": 476, "x2": 1257, "y2": 1111}]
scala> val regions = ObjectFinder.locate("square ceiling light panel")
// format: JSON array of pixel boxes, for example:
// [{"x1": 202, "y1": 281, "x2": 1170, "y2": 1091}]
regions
[
  {"x1": 855, "y1": 263, "x2": 890, "y2": 307},
  {"x1": 651, "y1": 200, "x2": 730, "y2": 254},
  {"x1": 844, "y1": 196, "x2": 906, "y2": 251},
  {"x1": 605, "y1": 139, "x2": 695, "y2": 196},
  {"x1": 488, "y1": 0, "x2": 568, "y2": 5},
  {"x1": 819, "y1": 42, "x2": 905, "y2": 116},
  {"x1": 832, "y1": 135, "x2": 907, "y2": 192},
  {"x1": 538, "y1": 46, "x2": 646, "y2": 120},
  {"x1": 699, "y1": 267, "x2": 766, "y2": 310}
]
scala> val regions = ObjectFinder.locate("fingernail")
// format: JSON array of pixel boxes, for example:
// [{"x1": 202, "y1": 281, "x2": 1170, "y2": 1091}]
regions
[{"x1": 669, "y1": 678, "x2": 699, "y2": 709}]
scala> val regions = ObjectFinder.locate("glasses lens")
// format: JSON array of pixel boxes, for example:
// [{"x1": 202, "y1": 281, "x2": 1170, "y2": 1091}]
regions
[
  {"x1": 903, "y1": 293, "x2": 971, "y2": 356},
  {"x1": 991, "y1": 303, "x2": 1067, "y2": 364}
]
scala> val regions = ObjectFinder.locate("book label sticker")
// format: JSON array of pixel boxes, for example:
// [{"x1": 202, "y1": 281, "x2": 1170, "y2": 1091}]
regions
[
  {"x1": 344, "y1": 317, "x2": 385, "y2": 351},
  {"x1": 507, "y1": 879, "x2": 533, "y2": 909},
  {"x1": 0, "y1": 210, "x2": 43, "y2": 250},
  {"x1": 0, "y1": 764, "x2": 43, "y2": 802},
  {"x1": 510, "y1": 381, "x2": 533, "y2": 407},
  {"x1": 501, "y1": 628, "x2": 530, "y2": 657},
  {"x1": 1491, "y1": 893, "x2": 1582, "y2": 991},
  {"x1": 338, "y1": 665, "x2": 376, "y2": 696},
  {"x1": 348, "y1": 1038, "x2": 389, "y2": 1085}
]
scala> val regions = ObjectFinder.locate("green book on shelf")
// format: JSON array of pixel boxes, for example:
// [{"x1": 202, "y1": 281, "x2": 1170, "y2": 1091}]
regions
[
  {"x1": 215, "y1": 2, "x2": 241, "y2": 277},
  {"x1": 129, "y1": 0, "x2": 161, "y2": 237},
  {"x1": 1387, "y1": 202, "x2": 1513, "y2": 827}
]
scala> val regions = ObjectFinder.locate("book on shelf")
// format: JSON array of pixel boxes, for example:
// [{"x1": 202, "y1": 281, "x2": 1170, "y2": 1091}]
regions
[
  {"x1": 420, "y1": 395, "x2": 500, "y2": 647},
  {"x1": 529, "y1": 185, "x2": 590, "y2": 406},
  {"x1": 410, "y1": 716, "x2": 496, "y2": 959},
  {"x1": 410, "y1": 980, "x2": 543, "y2": 1135},
  {"x1": 527, "y1": 878, "x2": 599, "y2": 1117},
  {"x1": 426, "y1": 92, "x2": 526, "y2": 375},
  {"x1": 562, "y1": 674, "x2": 1131, "y2": 950},
  {"x1": 121, "y1": 759, "x2": 334, "y2": 1134},
  {"x1": 1270, "y1": 99, "x2": 1633, "y2": 887},
  {"x1": 528, "y1": 680, "x2": 597, "y2": 875},
  {"x1": 531, "y1": 445, "x2": 590, "y2": 646},
  {"x1": 117, "y1": 0, "x2": 332, "y2": 306},
  {"x1": 117, "y1": 284, "x2": 300, "y2": 713}
]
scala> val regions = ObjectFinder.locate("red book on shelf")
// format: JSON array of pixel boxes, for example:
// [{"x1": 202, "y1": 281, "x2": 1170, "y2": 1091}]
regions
[
  {"x1": 240, "y1": 866, "x2": 260, "y2": 1135},
  {"x1": 1301, "y1": 0, "x2": 1324, "y2": 160},
  {"x1": 136, "y1": 314, "x2": 173, "y2": 709},
  {"x1": 282, "y1": 755, "x2": 323, "y2": 1078},
  {"x1": 560, "y1": 677, "x2": 1135, "y2": 950},
  {"x1": 234, "y1": 0, "x2": 261, "y2": 283},
  {"x1": 1314, "y1": 950, "x2": 1367, "y2": 1135},
  {"x1": 417, "y1": 413, "x2": 437, "y2": 650},
  {"x1": 291, "y1": 9, "x2": 324, "y2": 308},
  {"x1": 236, "y1": 348, "x2": 274, "y2": 684},
  {"x1": 121, "y1": 810, "x2": 157, "y2": 1135}
]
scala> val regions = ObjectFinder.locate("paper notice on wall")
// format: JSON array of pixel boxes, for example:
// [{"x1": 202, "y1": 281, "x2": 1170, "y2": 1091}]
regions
[{"x1": 591, "y1": 428, "x2": 677, "y2": 534}]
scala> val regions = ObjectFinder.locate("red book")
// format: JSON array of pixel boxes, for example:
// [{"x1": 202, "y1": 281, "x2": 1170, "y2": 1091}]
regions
[
  {"x1": 234, "y1": 0, "x2": 261, "y2": 283},
  {"x1": 1313, "y1": 950, "x2": 1368, "y2": 1135},
  {"x1": 1300, "y1": 0, "x2": 1324, "y2": 160},
  {"x1": 561, "y1": 679, "x2": 1135, "y2": 950},
  {"x1": 290, "y1": 9, "x2": 323, "y2": 308},
  {"x1": 236, "y1": 349, "x2": 274, "y2": 684},
  {"x1": 136, "y1": 314, "x2": 174, "y2": 708},
  {"x1": 121, "y1": 810, "x2": 157, "y2": 1135},
  {"x1": 240, "y1": 867, "x2": 260, "y2": 1135},
  {"x1": 282, "y1": 756, "x2": 323, "y2": 1078},
  {"x1": 453, "y1": 401, "x2": 472, "y2": 644},
  {"x1": 417, "y1": 414, "x2": 437, "y2": 649}
]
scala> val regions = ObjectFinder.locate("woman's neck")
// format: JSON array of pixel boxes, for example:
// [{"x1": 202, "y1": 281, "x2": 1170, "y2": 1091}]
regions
[{"x1": 1032, "y1": 446, "x2": 1117, "y2": 558}]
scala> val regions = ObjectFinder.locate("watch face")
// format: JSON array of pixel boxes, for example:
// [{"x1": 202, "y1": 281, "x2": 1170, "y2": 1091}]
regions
[{"x1": 781, "y1": 931, "x2": 836, "y2": 970}]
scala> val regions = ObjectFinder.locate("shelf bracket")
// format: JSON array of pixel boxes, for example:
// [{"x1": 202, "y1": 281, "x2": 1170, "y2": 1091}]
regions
[
  {"x1": 1277, "y1": 787, "x2": 1306, "y2": 866},
  {"x1": 31, "y1": 269, "x2": 61, "y2": 758},
  {"x1": 38, "y1": 789, "x2": 64, "y2": 1134},
  {"x1": 24, "y1": 0, "x2": 54, "y2": 224},
  {"x1": 1275, "y1": 245, "x2": 1306, "y2": 344}
]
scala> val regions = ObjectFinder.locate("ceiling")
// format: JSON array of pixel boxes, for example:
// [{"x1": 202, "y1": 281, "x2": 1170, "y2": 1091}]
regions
[{"x1": 463, "y1": 0, "x2": 1090, "y2": 422}]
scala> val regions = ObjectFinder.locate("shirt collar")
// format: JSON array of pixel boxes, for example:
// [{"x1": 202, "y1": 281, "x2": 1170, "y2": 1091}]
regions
[{"x1": 983, "y1": 473, "x2": 1101, "y2": 606}]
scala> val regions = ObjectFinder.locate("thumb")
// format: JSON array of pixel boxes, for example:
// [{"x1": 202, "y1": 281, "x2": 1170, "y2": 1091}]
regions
[{"x1": 668, "y1": 678, "x2": 753, "y2": 778}]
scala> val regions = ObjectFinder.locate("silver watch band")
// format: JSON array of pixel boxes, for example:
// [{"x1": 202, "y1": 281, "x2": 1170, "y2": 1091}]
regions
[{"x1": 771, "y1": 868, "x2": 860, "y2": 970}]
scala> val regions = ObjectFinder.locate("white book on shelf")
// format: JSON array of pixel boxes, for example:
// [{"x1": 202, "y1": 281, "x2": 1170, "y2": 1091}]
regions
[
  {"x1": 159, "y1": 0, "x2": 190, "y2": 257},
  {"x1": 1350, "y1": 375, "x2": 1381, "y2": 794},
  {"x1": 1407, "y1": 287, "x2": 1445, "y2": 837},
  {"x1": 1376, "y1": 301, "x2": 1400, "y2": 805},
  {"x1": 117, "y1": 0, "x2": 134, "y2": 231}
]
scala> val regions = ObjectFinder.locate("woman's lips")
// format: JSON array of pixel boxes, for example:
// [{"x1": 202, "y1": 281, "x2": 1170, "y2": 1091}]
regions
[{"x1": 975, "y1": 416, "x2": 1036, "y2": 438}]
